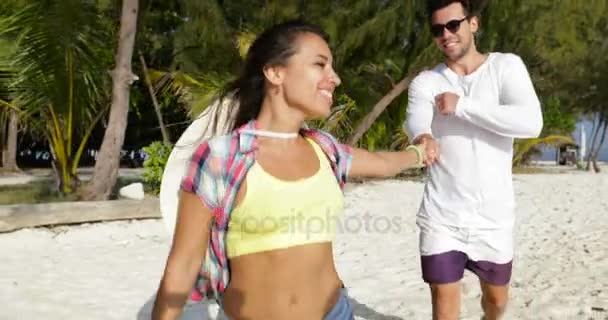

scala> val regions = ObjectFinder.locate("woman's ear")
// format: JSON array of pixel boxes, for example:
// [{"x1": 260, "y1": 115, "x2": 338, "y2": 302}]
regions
[{"x1": 262, "y1": 64, "x2": 285, "y2": 86}]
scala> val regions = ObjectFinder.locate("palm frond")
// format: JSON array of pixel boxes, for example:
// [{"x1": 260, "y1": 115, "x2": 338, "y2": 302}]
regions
[
  {"x1": 235, "y1": 30, "x2": 256, "y2": 59},
  {"x1": 150, "y1": 69, "x2": 232, "y2": 119},
  {"x1": 5, "y1": 0, "x2": 110, "y2": 130},
  {"x1": 513, "y1": 135, "x2": 574, "y2": 166},
  {"x1": 307, "y1": 93, "x2": 357, "y2": 141},
  {"x1": 335, "y1": 3, "x2": 402, "y2": 63},
  {"x1": 390, "y1": 130, "x2": 410, "y2": 150}
]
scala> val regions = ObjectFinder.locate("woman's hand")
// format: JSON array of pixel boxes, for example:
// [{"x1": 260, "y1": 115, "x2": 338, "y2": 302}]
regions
[{"x1": 415, "y1": 134, "x2": 439, "y2": 166}]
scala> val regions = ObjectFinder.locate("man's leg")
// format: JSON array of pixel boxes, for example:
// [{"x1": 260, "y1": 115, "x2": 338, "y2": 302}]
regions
[
  {"x1": 421, "y1": 251, "x2": 468, "y2": 320},
  {"x1": 466, "y1": 257, "x2": 512, "y2": 320},
  {"x1": 430, "y1": 282, "x2": 461, "y2": 320},
  {"x1": 465, "y1": 227, "x2": 514, "y2": 320},
  {"x1": 479, "y1": 281, "x2": 509, "y2": 320}
]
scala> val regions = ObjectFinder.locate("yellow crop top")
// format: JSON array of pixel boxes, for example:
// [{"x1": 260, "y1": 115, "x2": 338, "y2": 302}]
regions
[{"x1": 225, "y1": 138, "x2": 344, "y2": 258}]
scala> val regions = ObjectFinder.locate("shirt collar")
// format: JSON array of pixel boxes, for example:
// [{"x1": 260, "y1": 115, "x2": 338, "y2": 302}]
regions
[{"x1": 234, "y1": 120, "x2": 258, "y2": 154}]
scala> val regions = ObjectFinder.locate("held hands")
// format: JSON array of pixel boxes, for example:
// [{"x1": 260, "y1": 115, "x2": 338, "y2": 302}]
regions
[
  {"x1": 418, "y1": 135, "x2": 439, "y2": 166},
  {"x1": 435, "y1": 92, "x2": 459, "y2": 115},
  {"x1": 408, "y1": 134, "x2": 439, "y2": 167},
  {"x1": 415, "y1": 91, "x2": 454, "y2": 166}
]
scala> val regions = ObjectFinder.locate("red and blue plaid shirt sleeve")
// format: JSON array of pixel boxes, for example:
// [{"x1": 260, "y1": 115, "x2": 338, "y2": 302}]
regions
[{"x1": 180, "y1": 140, "x2": 221, "y2": 212}]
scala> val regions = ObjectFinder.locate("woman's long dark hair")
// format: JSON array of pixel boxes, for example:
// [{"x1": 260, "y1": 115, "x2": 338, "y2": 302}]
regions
[{"x1": 210, "y1": 20, "x2": 329, "y2": 134}]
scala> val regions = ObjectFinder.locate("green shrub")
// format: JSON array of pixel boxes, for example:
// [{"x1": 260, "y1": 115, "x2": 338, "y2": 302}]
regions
[{"x1": 142, "y1": 141, "x2": 173, "y2": 195}]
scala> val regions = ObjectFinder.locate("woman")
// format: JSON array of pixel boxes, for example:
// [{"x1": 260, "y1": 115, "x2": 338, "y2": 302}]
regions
[{"x1": 152, "y1": 20, "x2": 432, "y2": 320}]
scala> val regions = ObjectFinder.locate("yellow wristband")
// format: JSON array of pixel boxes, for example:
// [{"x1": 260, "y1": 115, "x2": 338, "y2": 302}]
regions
[{"x1": 406, "y1": 145, "x2": 425, "y2": 167}]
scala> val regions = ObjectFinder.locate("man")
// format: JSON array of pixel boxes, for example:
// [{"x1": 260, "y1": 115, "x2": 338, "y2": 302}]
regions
[{"x1": 404, "y1": 1, "x2": 543, "y2": 319}]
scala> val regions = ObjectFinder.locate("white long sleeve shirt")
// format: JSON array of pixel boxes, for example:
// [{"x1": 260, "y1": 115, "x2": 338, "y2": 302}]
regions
[{"x1": 405, "y1": 52, "x2": 543, "y2": 230}]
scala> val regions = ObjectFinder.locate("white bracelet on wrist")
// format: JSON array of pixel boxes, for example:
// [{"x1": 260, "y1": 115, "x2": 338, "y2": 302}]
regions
[{"x1": 406, "y1": 145, "x2": 425, "y2": 167}]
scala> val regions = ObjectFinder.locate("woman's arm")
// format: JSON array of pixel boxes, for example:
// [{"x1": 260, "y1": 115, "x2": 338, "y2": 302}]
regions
[
  {"x1": 152, "y1": 191, "x2": 214, "y2": 320},
  {"x1": 348, "y1": 144, "x2": 426, "y2": 178}
]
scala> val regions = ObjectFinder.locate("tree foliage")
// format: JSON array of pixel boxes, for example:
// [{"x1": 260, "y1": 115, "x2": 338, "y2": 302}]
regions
[
  {"x1": 0, "y1": 0, "x2": 112, "y2": 192},
  {"x1": 2, "y1": 0, "x2": 608, "y2": 196}
]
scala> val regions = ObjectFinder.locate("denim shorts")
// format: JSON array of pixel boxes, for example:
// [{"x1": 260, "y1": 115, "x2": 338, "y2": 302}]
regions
[{"x1": 324, "y1": 287, "x2": 354, "y2": 320}]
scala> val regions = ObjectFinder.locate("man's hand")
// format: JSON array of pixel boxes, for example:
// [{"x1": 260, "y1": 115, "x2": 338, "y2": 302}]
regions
[
  {"x1": 414, "y1": 134, "x2": 439, "y2": 166},
  {"x1": 435, "y1": 92, "x2": 460, "y2": 115}
]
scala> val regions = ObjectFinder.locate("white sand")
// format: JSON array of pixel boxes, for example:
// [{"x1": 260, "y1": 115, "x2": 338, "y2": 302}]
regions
[{"x1": 1, "y1": 172, "x2": 607, "y2": 320}]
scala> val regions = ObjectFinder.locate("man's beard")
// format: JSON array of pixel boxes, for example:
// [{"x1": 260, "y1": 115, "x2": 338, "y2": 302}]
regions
[{"x1": 445, "y1": 38, "x2": 471, "y2": 61}]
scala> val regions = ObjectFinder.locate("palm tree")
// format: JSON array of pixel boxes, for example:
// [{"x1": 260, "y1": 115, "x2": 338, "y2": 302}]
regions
[
  {"x1": 0, "y1": 0, "x2": 111, "y2": 193},
  {"x1": 308, "y1": 1, "x2": 443, "y2": 147},
  {"x1": 0, "y1": 105, "x2": 19, "y2": 172},
  {"x1": 512, "y1": 135, "x2": 575, "y2": 167},
  {"x1": 81, "y1": 0, "x2": 139, "y2": 201},
  {"x1": 0, "y1": 38, "x2": 19, "y2": 171}
]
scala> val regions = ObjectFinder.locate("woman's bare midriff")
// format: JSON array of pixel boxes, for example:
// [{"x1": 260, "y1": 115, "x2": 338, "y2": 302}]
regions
[{"x1": 222, "y1": 242, "x2": 343, "y2": 320}]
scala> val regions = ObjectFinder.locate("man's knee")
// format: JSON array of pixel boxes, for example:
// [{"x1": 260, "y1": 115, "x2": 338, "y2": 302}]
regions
[
  {"x1": 482, "y1": 292, "x2": 509, "y2": 310},
  {"x1": 430, "y1": 283, "x2": 461, "y2": 320}
]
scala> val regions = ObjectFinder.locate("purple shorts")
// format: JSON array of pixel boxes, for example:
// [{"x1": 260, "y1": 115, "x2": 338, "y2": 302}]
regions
[{"x1": 421, "y1": 250, "x2": 512, "y2": 286}]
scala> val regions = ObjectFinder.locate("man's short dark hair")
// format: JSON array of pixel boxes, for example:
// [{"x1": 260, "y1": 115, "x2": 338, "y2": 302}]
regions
[{"x1": 427, "y1": 0, "x2": 472, "y2": 21}]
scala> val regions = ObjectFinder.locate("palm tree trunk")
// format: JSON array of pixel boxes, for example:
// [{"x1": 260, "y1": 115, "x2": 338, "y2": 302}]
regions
[
  {"x1": 586, "y1": 113, "x2": 601, "y2": 170},
  {"x1": 47, "y1": 142, "x2": 78, "y2": 193},
  {"x1": 81, "y1": 0, "x2": 139, "y2": 201},
  {"x1": 139, "y1": 52, "x2": 170, "y2": 143},
  {"x1": 591, "y1": 115, "x2": 607, "y2": 173},
  {"x1": 2, "y1": 109, "x2": 19, "y2": 171},
  {"x1": 347, "y1": 74, "x2": 414, "y2": 146}
]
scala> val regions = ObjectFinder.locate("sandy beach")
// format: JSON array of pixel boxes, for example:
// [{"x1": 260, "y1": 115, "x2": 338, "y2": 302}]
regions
[{"x1": 1, "y1": 171, "x2": 607, "y2": 320}]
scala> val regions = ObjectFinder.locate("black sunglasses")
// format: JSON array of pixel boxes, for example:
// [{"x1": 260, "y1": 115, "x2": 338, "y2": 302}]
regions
[{"x1": 430, "y1": 17, "x2": 469, "y2": 37}]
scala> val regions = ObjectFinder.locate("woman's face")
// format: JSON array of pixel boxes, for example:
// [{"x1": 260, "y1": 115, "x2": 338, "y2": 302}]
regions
[{"x1": 273, "y1": 33, "x2": 341, "y2": 119}]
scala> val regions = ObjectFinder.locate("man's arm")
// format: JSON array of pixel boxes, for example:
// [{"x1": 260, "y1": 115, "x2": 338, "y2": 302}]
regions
[
  {"x1": 450, "y1": 54, "x2": 543, "y2": 138},
  {"x1": 405, "y1": 73, "x2": 434, "y2": 142},
  {"x1": 405, "y1": 73, "x2": 439, "y2": 165}
]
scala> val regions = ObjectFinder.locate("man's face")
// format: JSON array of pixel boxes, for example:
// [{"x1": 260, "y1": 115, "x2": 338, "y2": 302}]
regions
[{"x1": 430, "y1": 2, "x2": 478, "y2": 60}]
